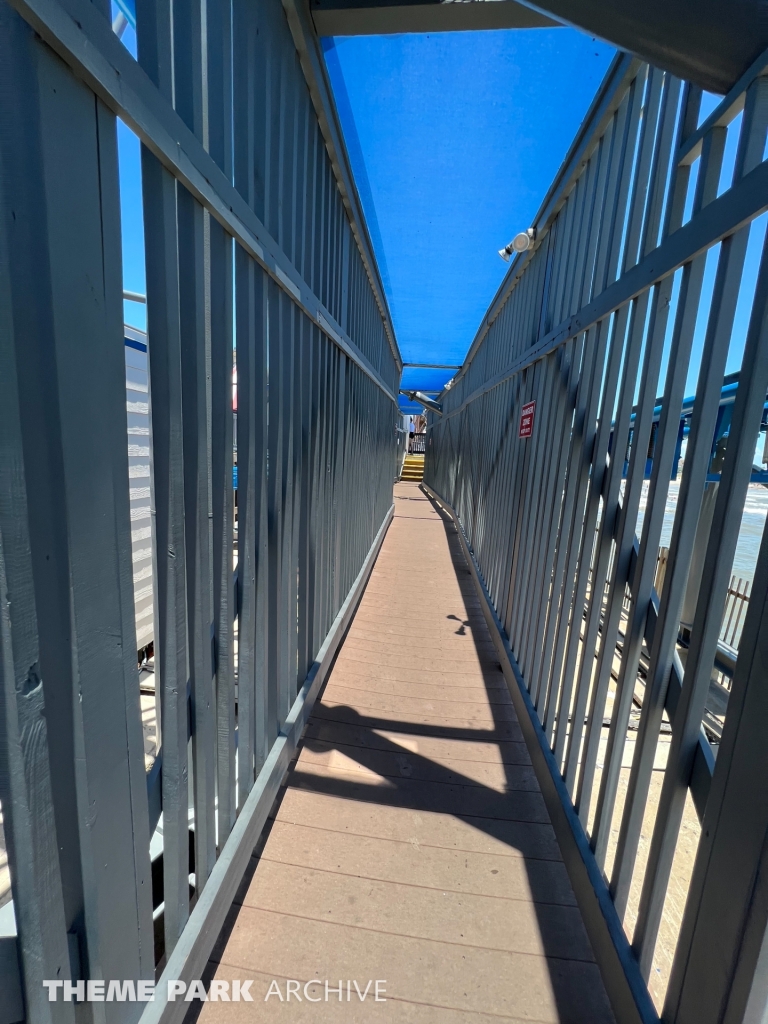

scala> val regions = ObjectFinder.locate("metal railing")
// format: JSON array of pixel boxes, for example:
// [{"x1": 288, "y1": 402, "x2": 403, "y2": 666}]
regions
[
  {"x1": 408, "y1": 433, "x2": 426, "y2": 454},
  {"x1": 426, "y1": 50, "x2": 768, "y2": 1024},
  {"x1": 720, "y1": 575, "x2": 752, "y2": 648},
  {"x1": 0, "y1": 0, "x2": 400, "y2": 1019}
]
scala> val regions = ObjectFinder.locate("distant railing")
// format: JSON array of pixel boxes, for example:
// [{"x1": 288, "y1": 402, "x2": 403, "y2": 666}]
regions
[
  {"x1": 720, "y1": 575, "x2": 751, "y2": 648},
  {"x1": 408, "y1": 432, "x2": 426, "y2": 454},
  {"x1": 426, "y1": 51, "x2": 768, "y2": 1024},
  {"x1": 657, "y1": 543, "x2": 750, "y2": 651}
]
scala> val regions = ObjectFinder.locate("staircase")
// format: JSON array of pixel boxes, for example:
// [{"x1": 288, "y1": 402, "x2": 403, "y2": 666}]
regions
[{"x1": 400, "y1": 454, "x2": 425, "y2": 481}]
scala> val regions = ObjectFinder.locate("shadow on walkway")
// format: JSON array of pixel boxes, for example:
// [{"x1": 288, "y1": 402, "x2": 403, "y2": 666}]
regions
[{"x1": 192, "y1": 485, "x2": 615, "y2": 1024}]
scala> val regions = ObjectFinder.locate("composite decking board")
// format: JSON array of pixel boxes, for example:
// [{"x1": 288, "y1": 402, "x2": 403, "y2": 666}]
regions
[
  {"x1": 257, "y1": 821, "x2": 576, "y2": 902},
  {"x1": 302, "y1": 719, "x2": 531, "y2": 762},
  {"x1": 196, "y1": 483, "x2": 615, "y2": 1023}
]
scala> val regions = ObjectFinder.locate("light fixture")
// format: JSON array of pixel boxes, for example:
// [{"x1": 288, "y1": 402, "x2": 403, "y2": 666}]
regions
[{"x1": 498, "y1": 228, "x2": 536, "y2": 262}]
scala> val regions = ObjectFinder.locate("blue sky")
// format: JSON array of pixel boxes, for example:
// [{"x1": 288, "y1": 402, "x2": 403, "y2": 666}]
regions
[{"x1": 111, "y1": 11, "x2": 147, "y2": 332}]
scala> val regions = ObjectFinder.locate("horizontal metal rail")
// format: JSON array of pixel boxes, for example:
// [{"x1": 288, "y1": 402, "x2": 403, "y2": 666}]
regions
[
  {"x1": 402, "y1": 361, "x2": 463, "y2": 369},
  {"x1": 426, "y1": 51, "x2": 768, "y2": 1024}
]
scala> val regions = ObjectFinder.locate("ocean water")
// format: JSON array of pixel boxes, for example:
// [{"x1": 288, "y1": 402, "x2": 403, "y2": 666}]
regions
[
  {"x1": 734, "y1": 486, "x2": 768, "y2": 581},
  {"x1": 635, "y1": 481, "x2": 767, "y2": 586}
]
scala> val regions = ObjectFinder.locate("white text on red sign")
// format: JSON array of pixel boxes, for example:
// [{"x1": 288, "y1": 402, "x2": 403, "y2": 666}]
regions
[{"x1": 518, "y1": 400, "x2": 536, "y2": 439}]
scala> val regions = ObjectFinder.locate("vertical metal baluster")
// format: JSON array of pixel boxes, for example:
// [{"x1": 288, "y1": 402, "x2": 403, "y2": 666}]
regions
[
  {"x1": 319, "y1": 343, "x2": 333, "y2": 642},
  {"x1": 549, "y1": 188, "x2": 578, "y2": 329},
  {"x1": 232, "y1": 0, "x2": 253, "y2": 807},
  {"x1": 136, "y1": 0, "x2": 192, "y2": 953},
  {"x1": 262, "y1": 20, "x2": 282, "y2": 701},
  {"x1": 621, "y1": 68, "x2": 664, "y2": 273},
  {"x1": 297, "y1": 314, "x2": 313, "y2": 683},
  {"x1": 173, "y1": 0, "x2": 217, "y2": 894},
  {"x1": 591, "y1": 89, "x2": 634, "y2": 295},
  {"x1": 333, "y1": 353, "x2": 348, "y2": 615},
  {"x1": 268, "y1": 281, "x2": 286, "y2": 735},
  {"x1": 308, "y1": 327, "x2": 321, "y2": 664},
  {"x1": 289, "y1": 304, "x2": 302, "y2": 699},
  {"x1": 234, "y1": 250, "x2": 266, "y2": 801},
  {"x1": 278, "y1": 295, "x2": 295, "y2": 720},
  {"x1": 207, "y1": 0, "x2": 235, "y2": 846}
]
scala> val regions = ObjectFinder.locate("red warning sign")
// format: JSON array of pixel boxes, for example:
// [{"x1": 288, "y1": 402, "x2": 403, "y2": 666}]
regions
[{"x1": 518, "y1": 400, "x2": 536, "y2": 439}]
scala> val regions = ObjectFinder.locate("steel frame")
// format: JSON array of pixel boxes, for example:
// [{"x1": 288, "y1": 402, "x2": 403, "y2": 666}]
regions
[{"x1": 426, "y1": 50, "x2": 768, "y2": 1024}]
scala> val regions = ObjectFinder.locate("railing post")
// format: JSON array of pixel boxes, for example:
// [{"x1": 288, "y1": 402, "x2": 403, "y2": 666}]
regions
[
  {"x1": 136, "y1": 0, "x2": 193, "y2": 958},
  {"x1": 0, "y1": 85, "x2": 73, "y2": 1022},
  {"x1": 207, "y1": 0, "x2": 237, "y2": 849}
]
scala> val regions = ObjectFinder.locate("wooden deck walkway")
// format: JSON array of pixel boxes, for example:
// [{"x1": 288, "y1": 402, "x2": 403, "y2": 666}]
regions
[{"x1": 196, "y1": 482, "x2": 615, "y2": 1023}]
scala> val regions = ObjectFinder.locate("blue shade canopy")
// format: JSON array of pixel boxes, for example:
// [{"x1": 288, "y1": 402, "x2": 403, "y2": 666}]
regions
[{"x1": 324, "y1": 29, "x2": 615, "y2": 395}]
